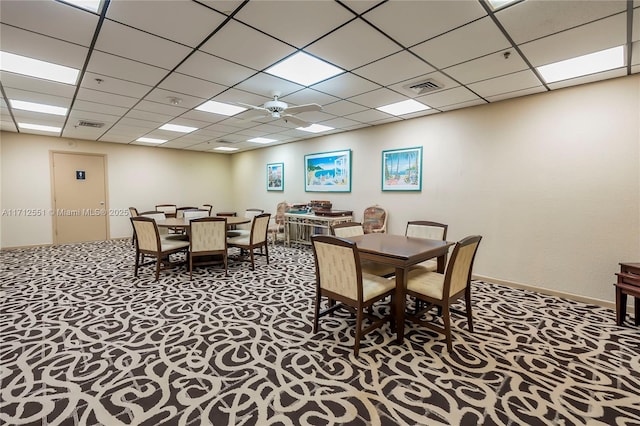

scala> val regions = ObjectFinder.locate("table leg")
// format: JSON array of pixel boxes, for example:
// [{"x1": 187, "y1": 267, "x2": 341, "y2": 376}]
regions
[
  {"x1": 616, "y1": 287, "x2": 626, "y2": 326},
  {"x1": 635, "y1": 296, "x2": 640, "y2": 326},
  {"x1": 437, "y1": 253, "x2": 447, "y2": 273},
  {"x1": 395, "y1": 267, "x2": 407, "y2": 344}
]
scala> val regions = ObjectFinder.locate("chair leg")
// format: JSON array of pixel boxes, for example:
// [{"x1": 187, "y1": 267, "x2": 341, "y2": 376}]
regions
[
  {"x1": 134, "y1": 251, "x2": 140, "y2": 277},
  {"x1": 264, "y1": 243, "x2": 269, "y2": 265},
  {"x1": 249, "y1": 249, "x2": 255, "y2": 271},
  {"x1": 189, "y1": 254, "x2": 193, "y2": 280},
  {"x1": 354, "y1": 307, "x2": 364, "y2": 357},
  {"x1": 154, "y1": 256, "x2": 161, "y2": 282},
  {"x1": 313, "y1": 293, "x2": 321, "y2": 333},
  {"x1": 465, "y1": 295, "x2": 474, "y2": 332},
  {"x1": 223, "y1": 254, "x2": 229, "y2": 277},
  {"x1": 442, "y1": 305, "x2": 453, "y2": 351}
]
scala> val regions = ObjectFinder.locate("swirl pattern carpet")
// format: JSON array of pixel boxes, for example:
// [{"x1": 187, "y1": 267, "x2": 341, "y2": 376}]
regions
[{"x1": 1, "y1": 239, "x2": 639, "y2": 425}]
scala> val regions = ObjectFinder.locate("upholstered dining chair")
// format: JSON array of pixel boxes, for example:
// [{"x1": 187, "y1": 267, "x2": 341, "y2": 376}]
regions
[
  {"x1": 176, "y1": 206, "x2": 198, "y2": 218},
  {"x1": 227, "y1": 213, "x2": 271, "y2": 270},
  {"x1": 139, "y1": 211, "x2": 168, "y2": 238},
  {"x1": 362, "y1": 205, "x2": 388, "y2": 234},
  {"x1": 200, "y1": 204, "x2": 213, "y2": 216},
  {"x1": 267, "y1": 201, "x2": 288, "y2": 245},
  {"x1": 331, "y1": 221, "x2": 395, "y2": 278},
  {"x1": 182, "y1": 209, "x2": 210, "y2": 220},
  {"x1": 406, "y1": 221, "x2": 449, "y2": 272},
  {"x1": 189, "y1": 216, "x2": 228, "y2": 279},
  {"x1": 311, "y1": 235, "x2": 396, "y2": 356},
  {"x1": 128, "y1": 207, "x2": 139, "y2": 246},
  {"x1": 155, "y1": 204, "x2": 177, "y2": 217},
  {"x1": 227, "y1": 208, "x2": 264, "y2": 237},
  {"x1": 405, "y1": 235, "x2": 482, "y2": 351},
  {"x1": 130, "y1": 216, "x2": 190, "y2": 281}
]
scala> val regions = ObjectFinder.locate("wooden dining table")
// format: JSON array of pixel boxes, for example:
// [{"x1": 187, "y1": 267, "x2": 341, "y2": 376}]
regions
[
  {"x1": 156, "y1": 216, "x2": 250, "y2": 230},
  {"x1": 345, "y1": 233, "x2": 454, "y2": 344}
]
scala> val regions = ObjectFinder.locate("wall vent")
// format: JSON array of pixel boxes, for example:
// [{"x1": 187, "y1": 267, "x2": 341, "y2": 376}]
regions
[
  {"x1": 76, "y1": 120, "x2": 104, "y2": 128},
  {"x1": 404, "y1": 79, "x2": 443, "y2": 95}
]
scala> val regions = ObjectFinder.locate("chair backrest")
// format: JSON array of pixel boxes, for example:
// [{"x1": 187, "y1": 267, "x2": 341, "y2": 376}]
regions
[
  {"x1": 331, "y1": 221, "x2": 365, "y2": 238},
  {"x1": 140, "y1": 211, "x2": 167, "y2": 235},
  {"x1": 311, "y1": 235, "x2": 362, "y2": 301},
  {"x1": 443, "y1": 235, "x2": 482, "y2": 298},
  {"x1": 131, "y1": 217, "x2": 161, "y2": 252},
  {"x1": 239, "y1": 208, "x2": 264, "y2": 230},
  {"x1": 129, "y1": 207, "x2": 139, "y2": 217},
  {"x1": 190, "y1": 217, "x2": 227, "y2": 252},
  {"x1": 362, "y1": 205, "x2": 387, "y2": 233},
  {"x1": 406, "y1": 221, "x2": 448, "y2": 240},
  {"x1": 176, "y1": 206, "x2": 198, "y2": 218},
  {"x1": 183, "y1": 209, "x2": 210, "y2": 220},
  {"x1": 155, "y1": 204, "x2": 177, "y2": 215},
  {"x1": 200, "y1": 204, "x2": 213, "y2": 216},
  {"x1": 274, "y1": 201, "x2": 288, "y2": 225},
  {"x1": 250, "y1": 213, "x2": 271, "y2": 244}
]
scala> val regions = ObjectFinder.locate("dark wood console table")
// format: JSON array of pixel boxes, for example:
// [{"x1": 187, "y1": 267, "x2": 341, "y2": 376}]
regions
[{"x1": 615, "y1": 262, "x2": 640, "y2": 326}]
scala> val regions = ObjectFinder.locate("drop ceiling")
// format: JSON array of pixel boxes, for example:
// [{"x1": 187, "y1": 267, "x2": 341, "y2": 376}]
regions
[{"x1": 0, "y1": 0, "x2": 637, "y2": 153}]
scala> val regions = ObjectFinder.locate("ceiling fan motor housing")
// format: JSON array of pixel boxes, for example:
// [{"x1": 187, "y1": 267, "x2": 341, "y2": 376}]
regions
[{"x1": 265, "y1": 100, "x2": 287, "y2": 117}]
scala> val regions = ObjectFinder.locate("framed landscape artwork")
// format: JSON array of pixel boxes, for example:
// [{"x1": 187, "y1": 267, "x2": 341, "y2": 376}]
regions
[
  {"x1": 382, "y1": 146, "x2": 423, "y2": 191},
  {"x1": 304, "y1": 149, "x2": 351, "y2": 192},
  {"x1": 266, "y1": 162, "x2": 284, "y2": 191}
]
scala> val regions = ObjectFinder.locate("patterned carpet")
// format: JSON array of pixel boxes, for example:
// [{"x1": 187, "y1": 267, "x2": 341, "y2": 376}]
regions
[{"x1": 1, "y1": 239, "x2": 639, "y2": 426}]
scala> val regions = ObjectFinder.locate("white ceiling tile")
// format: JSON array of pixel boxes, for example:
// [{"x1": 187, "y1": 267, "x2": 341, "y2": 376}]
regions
[
  {"x1": 467, "y1": 70, "x2": 543, "y2": 98},
  {"x1": 159, "y1": 73, "x2": 226, "y2": 100},
  {"x1": 175, "y1": 51, "x2": 256, "y2": 86},
  {"x1": 86, "y1": 51, "x2": 168, "y2": 86},
  {"x1": 439, "y1": 99, "x2": 487, "y2": 112},
  {"x1": 0, "y1": 121, "x2": 18, "y2": 132},
  {"x1": 353, "y1": 51, "x2": 434, "y2": 87},
  {"x1": 280, "y1": 89, "x2": 340, "y2": 108},
  {"x1": 80, "y1": 72, "x2": 152, "y2": 98},
  {"x1": 233, "y1": 73, "x2": 305, "y2": 99},
  {"x1": 234, "y1": 1, "x2": 355, "y2": 48},
  {"x1": 72, "y1": 100, "x2": 129, "y2": 117},
  {"x1": 363, "y1": 0, "x2": 486, "y2": 47},
  {"x1": 134, "y1": 100, "x2": 187, "y2": 117},
  {"x1": 76, "y1": 87, "x2": 138, "y2": 108},
  {"x1": 200, "y1": 21, "x2": 296, "y2": 70},
  {"x1": 344, "y1": 108, "x2": 390, "y2": 123},
  {"x1": 1, "y1": 73, "x2": 77, "y2": 98},
  {"x1": 632, "y1": 41, "x2": 640, "y2": 66},
  {"x1": 311, "y1": 73, "x2": 381, "y2": 99},
  {"x1": 305, "y1": 19, "x2": 401, "y2": 70},
  {"x1": 348, "y1": 88, "x2": 407, "y2": 108},
  {"x1": 95, "y1": 20, "x2": 192, "y2": 70},
  {"x1": 321, "y1": 100, "x2": 369, "y2": 116},
  {"x1": 388, "y1": 71, "x2": 461, "y2": 98},
  {"x1": 12, "y1": 110, "x2": 65, "y2": 126},
  {"x1": 417, "y1": 86, "x2": 481, "y2": 109},
  {"x1": 635, "y1": 8, "x2": 640, "y2": 41},
  {"x1": 519, "y1": 14, "x2": 628, "y2": 67},
  {"x1": 62, "y1": 126, "x2": 106, "y2": 141},
  {"x1": 118, "y1": 117, "x2": 163, "y2": 130},
  {"x1": 320, "y1": 116, "x2": 368, "y2": 129},
  {"x1": 410, "y1": 17, "x2": 511, "y2": 69},
  {"x1": 67, "y1": 110, "x2": 118, "y2": 125},
  {"x1": 340, "y1": 1, "x2": 384, "y2": 15},
  {"x1": 105, "y1": 0, "x2": 226, "y2": 48},
  {"x1": 485, "y1": 86, "x2": 547, "y2": 103},
  {"x1": 0, "y1": 0, "x2": 98, "y2": 46},
  {"x1": 444, "y1": 50, "x2": 529, "y2": 85},
  {"x1": 497, "y1": 0, "x2": 627, "y2": 44},
  {"x1": 143, "y1": 88, "x2": 205, "y2": 110},
  {"x1": 124, "y1": 109, "x2": 172, "y2": 125},
  {"x1": 3, "y1": 88, "x2": 72, "y2": 108},
  {"x1": 0, "y1": 23, "x2": 89, "y2": 69}
]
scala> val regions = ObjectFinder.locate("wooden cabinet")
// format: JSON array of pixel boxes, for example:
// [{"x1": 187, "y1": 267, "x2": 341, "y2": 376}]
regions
[{"x1": 615, "y1": 262, "x2": 640, "y2": 326}]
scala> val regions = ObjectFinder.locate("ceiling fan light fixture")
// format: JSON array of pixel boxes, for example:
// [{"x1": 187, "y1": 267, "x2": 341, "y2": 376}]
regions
[{"x1": 265, "y1": 52, "x2": 343, "y2": 86}]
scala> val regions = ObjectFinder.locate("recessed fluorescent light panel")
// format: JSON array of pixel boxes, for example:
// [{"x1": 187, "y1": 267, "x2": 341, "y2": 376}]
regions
[
  {"x1": 248, "y1": 137, "x2": 277, "y2": 144},
  {"x1": 18, "y1": 123, "x2": 61, "y2": 133},
  {"x1": 297, "y1": 123, "x2": 334, "y2": 133},
  {"x1": 10, "y1": 100, "x2": 68, "y2": 116},
  {"x1": 265, "y1": 52, "x2": 343, "y2": 86},
  {"x1": 376, "y1": 99, "x2": 430, "y2": 116},
  {"x1": 136, "y1": 137, "x2": 166, "y2": 144},
  {"x1": 214, "y1": 146, "x2": 238, "y2": 152},
  {"x1": 487, "y1": 0, "x2": 519, "y2": 10},
  {"x1": 195, "y1": 100, "x2": 247, "y2": 116},
  {"x1": 59, "y1": 0, "x2": 102, "y2": 13},
  {"x1": 537, "y1": 46, "x2": 624, "y2": 84},
  {"x1": 159, "y1": 123, "x2": 198, "y2": 133},
  {"x1": 0, "y1": 51, "x2": 79, "y2": 84}
]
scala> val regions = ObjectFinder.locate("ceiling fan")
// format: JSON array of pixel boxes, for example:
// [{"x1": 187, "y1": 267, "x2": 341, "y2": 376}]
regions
[{"x1": 237, "y1": 92, "x2": 322, "y2": 127}]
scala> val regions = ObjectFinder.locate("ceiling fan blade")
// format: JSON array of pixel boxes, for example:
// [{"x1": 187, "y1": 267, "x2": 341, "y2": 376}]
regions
[
  {"x1": 281, "y1": 115, "x2": 310, "y2": 127},
  {"x1": 284, "y1": 103, "x2": 322, "y2": 115},
  {"x1": 234, "y1": 112, "x2": 271, "y2": 124},
  {"x1": 236, "y1": 102, "x2": 267, "y2": 112}
]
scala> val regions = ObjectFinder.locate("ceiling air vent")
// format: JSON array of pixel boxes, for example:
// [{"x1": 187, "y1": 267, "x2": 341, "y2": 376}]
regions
[
  {"x1": 404, "y1": 79, "x2": 443, "y2": 95},
  {"x1": 76, "y1": 120, "x2": 104, "y2": 128}
]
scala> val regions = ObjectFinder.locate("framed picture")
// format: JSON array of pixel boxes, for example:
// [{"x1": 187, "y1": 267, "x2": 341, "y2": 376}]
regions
[
  {"x1": 382, "y1": 146, "x2": 423, "y2": 191},
  {"x1": 304, "y1": 149, "x2": 351, "y2": 192},
  {"x1": 267, "y1": 162, "x2": 284, "y2": 191}
]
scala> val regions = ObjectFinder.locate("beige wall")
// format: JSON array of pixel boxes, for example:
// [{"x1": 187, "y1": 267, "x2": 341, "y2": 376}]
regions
[
  {"x1": 1, "y1": 75, "x2": 638, "y2": 303},
  {"x1": 0, "y1": 134, "x2": 233, "y2": 247},
  {"x1": 231, "y1": 75, "x2": 640, "y2": 304}
]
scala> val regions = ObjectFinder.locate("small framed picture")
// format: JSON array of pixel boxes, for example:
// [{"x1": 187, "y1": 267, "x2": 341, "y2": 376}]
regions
[
  {"x1": 267, "y1": 162, "x2": 284, "y2": 191},
  {"x1": 382, "y1": 146, "x2": 423, "y2": 191},
  {"x1": 304, "y1": 149, "x2": 351, "y2": 192}
]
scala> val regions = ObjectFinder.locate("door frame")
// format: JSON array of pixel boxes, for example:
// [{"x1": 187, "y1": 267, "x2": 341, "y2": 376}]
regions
[{"x1": 50, "y1": 150, "x2": 110, "y2": 244}]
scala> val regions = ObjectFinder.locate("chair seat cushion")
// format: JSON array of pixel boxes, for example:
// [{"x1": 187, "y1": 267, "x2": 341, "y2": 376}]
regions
[
  {"x1": 409, "y1": 259, "x2": 438, "y2": 273},
  {"x1": 227, "y1": 234, "x2": 250, "y2": 245},
  {"x1": 227, "y1": 229, "x2": 250, "y2": 238},
  {"x1": 362, "y1": 261, "x2": 395, "y2": 277},
  {"x1": 362, "y1": 273, "x2": 395, "y2": 302},
  {"x1": 407, "y1": 270, "x2": 445, "y2": 300},
  {"x1": 160, "y1": 238, "x2": 190, "y2": 251}
]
